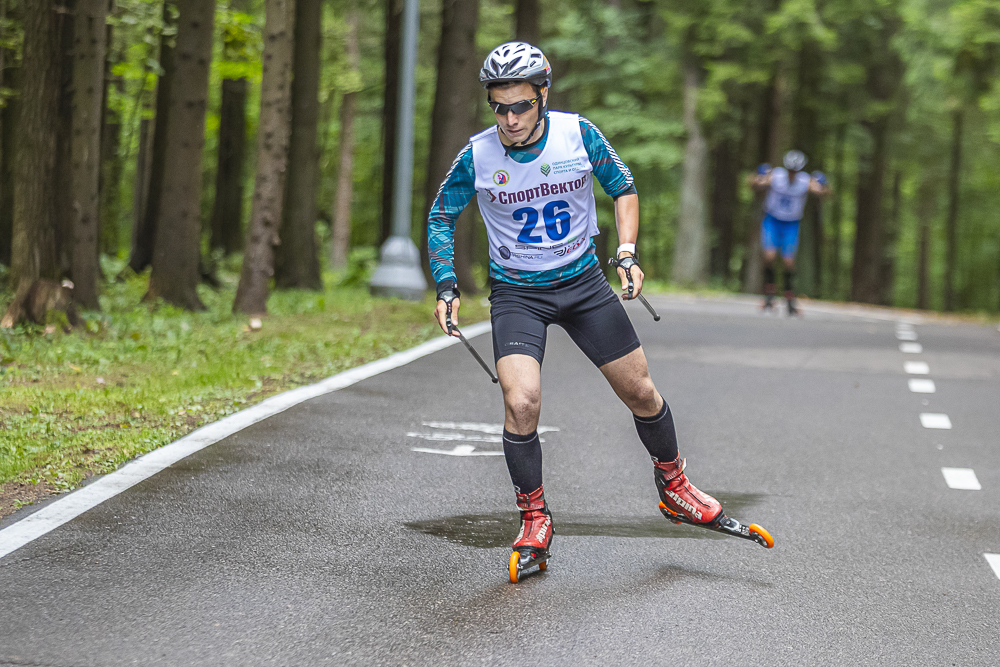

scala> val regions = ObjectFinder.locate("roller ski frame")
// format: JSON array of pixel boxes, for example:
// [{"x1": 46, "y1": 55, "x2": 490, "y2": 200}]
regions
[
  {"x1": 658, "y1": 502, "x2": 774, "y2": 549},
  {"x1": 508, "y1": 548, "x2": 549, "y2": 583}
]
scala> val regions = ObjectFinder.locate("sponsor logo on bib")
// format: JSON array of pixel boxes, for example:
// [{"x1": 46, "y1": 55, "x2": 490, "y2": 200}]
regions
[
  {"x1": 540, "y1": 163, "x2": 551, "y2": 176},
  {"x1": 492, "y1": 170, "x2": 510, "y2": 186},
  {"x1": 499, "y1": 246, "x2": 511, "y2": 260}
]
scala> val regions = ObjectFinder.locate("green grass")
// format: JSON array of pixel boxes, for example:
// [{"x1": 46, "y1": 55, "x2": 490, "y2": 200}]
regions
[{"x1": 0, "y1": 258, "x2": 490, "y2": 503}]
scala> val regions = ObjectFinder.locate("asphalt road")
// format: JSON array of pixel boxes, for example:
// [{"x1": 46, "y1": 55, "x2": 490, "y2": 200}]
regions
[{"x1": 2, "y1": 295, "x2": 999, "y2": 666}]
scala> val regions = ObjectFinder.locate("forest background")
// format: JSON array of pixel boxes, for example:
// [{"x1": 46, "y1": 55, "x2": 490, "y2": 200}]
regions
[{"x1": 0, "y1": 0, "x2": 999, "y2": 510}]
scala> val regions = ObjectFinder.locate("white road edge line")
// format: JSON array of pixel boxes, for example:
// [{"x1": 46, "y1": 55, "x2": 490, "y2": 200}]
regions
[
  {"x1": 985, "y1": 554, "x2": 1000, "y2": 580},
  {"x1": 0, "y1": 322, "x2": 493, "y2": 561},
  {"x1": 942, "y1": 468, "x2": 981, "y2": 490}
]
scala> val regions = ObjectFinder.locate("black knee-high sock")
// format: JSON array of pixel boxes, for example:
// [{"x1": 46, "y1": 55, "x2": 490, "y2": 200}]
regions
[
  {"x1": 764, "y1": 265, "x2": 776, "y2": 286},
  {"x1": 784, "y1": 269, "x2": 795, "y2": 293},
  {"x1": 633, "y1": 398, "x2": 679, "y2": 464},
  {"x1": 502, "y1": 429, "x2": 543, "y2": 494}
]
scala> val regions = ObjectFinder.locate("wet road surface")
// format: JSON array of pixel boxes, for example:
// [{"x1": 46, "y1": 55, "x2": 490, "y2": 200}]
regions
[{"x1": 2, "y1": 295, "x2": 999, "y2": 666}]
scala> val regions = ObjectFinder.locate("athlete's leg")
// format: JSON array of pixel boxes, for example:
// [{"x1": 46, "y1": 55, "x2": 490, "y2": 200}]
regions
[
  {"x1": 600, "y1": 348, "x2": 678, "y2": 464},
  {"x1": 497, "y1": 354, "x2": 542, "y2": 435},
  {"x1": 496, "y1": 354, "x2": 552, "y2": 557},
  {"x1": 761, "y1": 216, "x2": 779, "y2": 308},
  {"x1": 779, "y1": 222, "x2": 801, "y2": 315},
  {"x1": 600, "y1": 348, "x2": 720, "y2": 523}
]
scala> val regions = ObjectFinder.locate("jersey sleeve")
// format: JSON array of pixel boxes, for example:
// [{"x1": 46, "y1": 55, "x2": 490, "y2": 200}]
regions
[
  {"x1": 578, "y1": 116, "x2": 636, "y2": 199},
  {"x1": 427, "y1": 144, "x2": 476, "y2": 286}
]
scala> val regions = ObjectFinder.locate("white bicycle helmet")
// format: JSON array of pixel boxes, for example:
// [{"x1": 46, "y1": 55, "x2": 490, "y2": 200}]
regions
[
  {"x1": 480, "y1": 41, "x2": 552, "y2": 89},
  {"x1": 784, "y1": 150, "x2": 807, "y2": 171}
]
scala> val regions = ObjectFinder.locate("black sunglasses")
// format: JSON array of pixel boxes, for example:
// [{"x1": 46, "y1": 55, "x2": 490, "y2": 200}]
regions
[{"x1": 488, "y1": 93, "x2": 541, "y2": 116}]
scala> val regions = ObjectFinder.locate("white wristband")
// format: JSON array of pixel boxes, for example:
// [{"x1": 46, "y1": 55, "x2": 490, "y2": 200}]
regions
[{"x1": 616, "y1": 243, "x2": 636, "y2": 256}]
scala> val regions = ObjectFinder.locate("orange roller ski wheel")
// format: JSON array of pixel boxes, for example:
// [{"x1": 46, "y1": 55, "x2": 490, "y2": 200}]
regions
[
  {"x1": 508, "y1": 551, "x2": 520, "y2": 583},
  {"x1": 748, "y1": 523, "x2": 775, "y2": 549}
]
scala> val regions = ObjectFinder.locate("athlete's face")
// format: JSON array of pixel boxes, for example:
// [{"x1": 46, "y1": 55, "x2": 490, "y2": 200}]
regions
[{"x1": 491, "y1": 83, "x2": 548, "y2": 145}]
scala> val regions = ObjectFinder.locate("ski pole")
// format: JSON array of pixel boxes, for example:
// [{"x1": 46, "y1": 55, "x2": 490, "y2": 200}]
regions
[
  {"x1": 608, "y1": 257, "x2": 661, "y2": 322},
  {"x1": 446, "y1": 300, "x2": 499, "y2": 384}
]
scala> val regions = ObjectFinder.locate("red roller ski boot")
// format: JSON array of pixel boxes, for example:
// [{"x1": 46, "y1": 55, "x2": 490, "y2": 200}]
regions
[
  {"x1": 508, "y1": 486, "x2": 552, "y2": 583},
  {"x1": 654, "y1": 457, "x2": 774, "y2": 549}
]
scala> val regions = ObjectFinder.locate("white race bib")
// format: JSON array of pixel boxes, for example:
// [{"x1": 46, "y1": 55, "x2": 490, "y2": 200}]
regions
[{"x1": 471, "y1": 111, "x2": 599, "y2": 271}]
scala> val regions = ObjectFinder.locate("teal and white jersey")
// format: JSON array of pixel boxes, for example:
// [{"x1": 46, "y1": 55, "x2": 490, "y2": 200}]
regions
[
  {"x1": 427, "y1": 112, "x2": 635, "y2": 289},
  {"x1": 471, "y1": 111, "x2": 599, "y2": 272}
]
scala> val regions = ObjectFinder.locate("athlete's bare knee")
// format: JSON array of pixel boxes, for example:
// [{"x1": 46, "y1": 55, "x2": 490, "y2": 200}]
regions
[
  {"x1": 624, "y1": 377, "x2": 659, "y2": 415},
  {"x1": 504, "y1": 390, "x2": 540, "y2": 432}
]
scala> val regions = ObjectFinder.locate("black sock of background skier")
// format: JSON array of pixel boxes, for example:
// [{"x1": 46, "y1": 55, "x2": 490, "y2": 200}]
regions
[
  {"x1": 633, "y1": 397, "x2": 679, "y2": 463},
  {"x1": 502, "y1": 429, "x2": 543, "y2": 494},
  {"x1": 764, "y1": 265, "x2": 775, "y2": 286}
]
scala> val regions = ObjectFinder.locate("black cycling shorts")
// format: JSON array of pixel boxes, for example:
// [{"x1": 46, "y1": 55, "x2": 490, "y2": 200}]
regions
[{"x1": 489, "y1": 263, "x2": 641, "y2": 367}]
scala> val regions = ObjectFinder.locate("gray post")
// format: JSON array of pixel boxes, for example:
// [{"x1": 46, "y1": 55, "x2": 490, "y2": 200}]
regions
[{"x1": 370, "y1": 0, "x2": 427, "y2": 300}]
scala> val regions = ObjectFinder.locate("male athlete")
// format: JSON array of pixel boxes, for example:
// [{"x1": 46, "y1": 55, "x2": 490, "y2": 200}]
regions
[
  {"x1": 427, "y1": 42, "x2": 729, "y2": 578},
  {"x1": 749, "y1": 150, "x2": 830, "y2": 315}
]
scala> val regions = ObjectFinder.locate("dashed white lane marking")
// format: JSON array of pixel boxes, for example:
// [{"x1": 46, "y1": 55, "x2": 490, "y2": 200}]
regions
[
  {"x1": 422, "y1": 421, "x2": 559, "y2": 435},
  {"x1": 408, "y1": 433, "x2": 503, "y2": 443},
  {"x1": 899, "y1": 342, "x2": 923, "y2": 353},
  {"x1": 942, "y1": 468, "x2": 981, "y2": 490},
  {"x1": 0, "y1": 322, "x2": 495, "y2": 561},
  {"x1": 905, "y1": 361, "x2": 930, "y2": 374},
  {"x1": 411, "y1": 445, "x2": 505, "y2": 457},
  {"x1": 920, "y1": 413, "x2": 952, "y2": 429},
  {"x1": 908, "y1": 379, "x2": 936, "y2": 393},
  {"x1": 896, "y1": 330, "x2": 918, "y2": 341},
  {"x1": 985, "y1": 554, "x2": 1000, "y2": 579}
]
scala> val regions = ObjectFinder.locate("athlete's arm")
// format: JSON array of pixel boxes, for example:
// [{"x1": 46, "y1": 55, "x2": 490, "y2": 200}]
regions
[
  {"x1": 748, "y1": 172, "x2": 772, "y2": 191},
  {"x1": 428, "y1": 144, "x2": 476, "y2": 335},
  {"x1": 577, "y1": 117, "x2": 645, "y2": 297},
  {"x1": 808, "y1": 173, "x2": 831, "y2": 197},
  {"x1": 613, "y1": 193, "x2": 644, "y2": 299}
]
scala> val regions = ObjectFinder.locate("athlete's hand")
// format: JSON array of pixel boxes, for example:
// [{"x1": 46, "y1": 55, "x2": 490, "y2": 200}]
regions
[
  {"x1": 616, "y1": 255, "x2": 644, "y2": 300},
  {"x1": 434, "y1": 297, "x2": 461, "y2": 336}
]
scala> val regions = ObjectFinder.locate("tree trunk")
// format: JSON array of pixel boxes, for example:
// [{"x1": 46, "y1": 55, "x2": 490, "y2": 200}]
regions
[
  {"x1": 879, "y1": 169, "x2": 901, "y2": 306},
  {"x1": 380, "y1": 0, "x2": 402, "y2": 245},
  {"x1": 99, "y1": 0, "x2": 121, "y2": 257},
  {"x1": 741, "y1": 82, "x2": 776, "y2": 294},
  {"x1": 274, "y1": 0, "x2": 321, "y2": 289},
  {"x1": 0, "y1": 0, "x2": 11, "y2": 268},
  {"x1": 330, "y1": 5, "x2": 360, "y2": 271},
  {"x1": 129, "y1": 4, "x2": 175, "y2": 274},
  {"x1": 55, "y1": 0, "x2": 76, "y2": 278},
  {"x1": 829, "y1": 122, "x2": 846, "y2": 299},
  {"x1": 208, "y1": 0, "x2": 249, "y2": 256},
  {"x1": 71, "y1": 0, "x2": 108, "y2": 310},
  {"x1": 100, "y1": 79, "x2": 124, "y2": 257},
  {"x1": 210, "y1": 77, "x2": 248, "y2": 255},
  {"x1": 11, "y1": 0, "x2": 63, "y2": 296},
  {"x1": 422, "y1": 0, "x2": 480, "y2": 292},
  {"x1": 515, "y1": 0, "x2": 539, "y2": 45},
  {"x1": 234, "y1": 0, "x2": 295, "y2": 315},
  {"x1": 944, "y1": 108, "x2": 962, "y2": 311},
  {"x1": 709, "y1": 138, "x2": 738, "y2": 280},
  {"x1": 850, "y1": 119, "x2": 888, "y2": 304},
  {"x1": 146, "y1": 0, "x2": 215, "y2": 310},
  {"x1": 130, "y1": 116, "x2": 153, "y2": 262},
  {"x1": 916, "y1": 178, "x2": 934, "y2": 310},
  {"x1": 672, "y1": 61, "x2": 709, "y2": 285}
]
